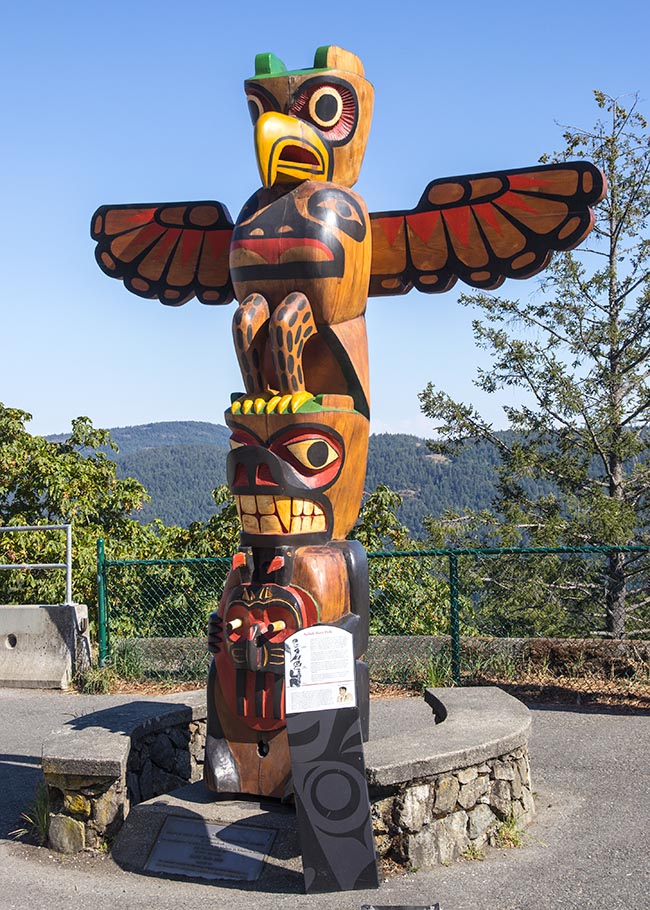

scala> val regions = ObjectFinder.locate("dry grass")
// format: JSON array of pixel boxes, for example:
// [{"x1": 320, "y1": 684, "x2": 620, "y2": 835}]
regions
[
  {"x1": 77, "y1": 679, "x2": 418, "y2": 698},
  {"x1": 370, "y1": 681, "x2": 421, "y2": 699},
  {"x1": 468, "y1": 667, "x2": 650, "y2": 711}
]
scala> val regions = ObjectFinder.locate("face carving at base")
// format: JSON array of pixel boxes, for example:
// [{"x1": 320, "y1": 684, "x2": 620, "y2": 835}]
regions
[{"x1": 216, "y1": 581, "x2": 319, "y2": 729}]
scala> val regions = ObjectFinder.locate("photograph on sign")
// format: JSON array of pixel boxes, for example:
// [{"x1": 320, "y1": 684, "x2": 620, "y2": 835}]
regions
[
  {"x1": 284, "y1": 626, "x2": 356, "y2": 715},
  {"x1": 144, "y1": 815, "x2": 277, "y2": 882}
]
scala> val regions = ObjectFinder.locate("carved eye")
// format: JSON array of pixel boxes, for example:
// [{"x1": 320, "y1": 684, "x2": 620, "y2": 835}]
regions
[
  {"x1": 307, "y1": 189, "x2": 367, "y2": 241},
  {"x1": 290, "y1": 79, "x2": 358, "y2": 143},
  {"x1": 230, "y1": 430, "x2": 259, "y2": 449},
  {"x1": 308, "y1": 86, "x2": 344, "y2": 128},
  {"x1": 286, "y1": 438, "x2": 339, "y2": 470},
  {"x1": 246, "y1": 92, "x2": 271, "y2": 125}
]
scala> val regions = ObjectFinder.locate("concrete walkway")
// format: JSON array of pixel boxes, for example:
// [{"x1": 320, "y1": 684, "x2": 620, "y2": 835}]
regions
[{"x1": 1, "y1": 689, "x2": 648, "y2": 910}]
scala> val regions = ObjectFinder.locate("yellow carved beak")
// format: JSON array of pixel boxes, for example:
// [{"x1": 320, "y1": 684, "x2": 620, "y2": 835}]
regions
[{"x1": 254, "y1": 112, "x2": 331, "y2": 187}]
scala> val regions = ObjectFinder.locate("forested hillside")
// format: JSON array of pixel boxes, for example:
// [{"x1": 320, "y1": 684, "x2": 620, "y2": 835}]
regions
[
  {"x1": 365, "y1": 433, "x2": 503, "y2": 534},
  {"x1": 50, "y1": 420, "x2": 511, "y2": 531}
]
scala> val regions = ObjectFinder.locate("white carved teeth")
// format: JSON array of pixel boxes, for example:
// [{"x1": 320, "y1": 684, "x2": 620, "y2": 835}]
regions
[{"x1": 235, "y1": 495, "x2": 325, "y2": 534}]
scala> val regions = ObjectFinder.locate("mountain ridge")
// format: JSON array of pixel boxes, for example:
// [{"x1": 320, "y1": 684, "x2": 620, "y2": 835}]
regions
[{"x1": 48, "y1": 419, "x2": 504, "y2": 533}]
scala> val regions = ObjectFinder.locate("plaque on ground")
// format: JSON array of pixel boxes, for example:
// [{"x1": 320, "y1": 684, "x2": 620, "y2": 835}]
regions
[
  {"x1": 144, "y1": 815, "x2": 277, "y2": 882},
  {"x1": 361, "y1": 906, "x2": 441, "y2": 909}
]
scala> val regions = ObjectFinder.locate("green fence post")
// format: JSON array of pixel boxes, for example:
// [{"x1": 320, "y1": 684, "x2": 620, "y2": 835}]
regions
[
  {"x1": 449, "y1": 551, "x2": 461, "y2": 685},
  {"x1": 97, "y1": 538, "x2": 108, "y2": 668}
]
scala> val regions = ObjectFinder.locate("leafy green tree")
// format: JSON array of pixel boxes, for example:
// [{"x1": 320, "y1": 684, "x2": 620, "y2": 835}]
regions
[
  {"x1": 350, "y1": 484, "x2": 414, "y2": 551},
  {"x1": 0, "y1": 404, "x2": 237, "y2": 614},
  {"x1": 419, "y1": 92, "x2": 650, "y2": 638},
  {"x1": 351, "y1": 485, "x2": 476, "y2": 636}
]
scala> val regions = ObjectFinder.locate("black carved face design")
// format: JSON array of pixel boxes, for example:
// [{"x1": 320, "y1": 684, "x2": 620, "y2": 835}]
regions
[{"x1": 230, "y1": 185, "x2": 367, "y2": 284}]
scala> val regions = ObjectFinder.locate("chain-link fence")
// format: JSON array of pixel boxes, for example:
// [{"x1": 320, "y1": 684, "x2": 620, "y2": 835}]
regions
[{"x1": 97, "y1": 542, "x2": 650, "y2": 706}]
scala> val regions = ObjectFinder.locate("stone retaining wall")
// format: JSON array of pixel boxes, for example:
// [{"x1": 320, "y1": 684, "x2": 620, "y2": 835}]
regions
[
  {"x1": 370, "y1": 746, "x2": 533, "y2": 866},
  {"x1": 125, "y1": 719, "x2": 206, "y2": 806},
  {"x1": 43, "y1": 693, "x2": 206, "y2": 853},
  {"x1": 43, "y1": 687, "x2": 533, "y2": 869}
]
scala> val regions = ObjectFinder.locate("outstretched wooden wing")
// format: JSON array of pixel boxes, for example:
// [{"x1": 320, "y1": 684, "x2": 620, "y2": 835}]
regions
[
  {"x1": 369, "y1": 162, "x2": 606, "y2": 296},
  {"x1": 91, "y1": 201, "x2": 235, "y2": 306}
]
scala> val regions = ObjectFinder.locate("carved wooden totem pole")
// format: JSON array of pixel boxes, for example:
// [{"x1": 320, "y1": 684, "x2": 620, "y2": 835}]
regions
[{"x1": 91, "y1": 43, "x2": 605, "y2": 890}]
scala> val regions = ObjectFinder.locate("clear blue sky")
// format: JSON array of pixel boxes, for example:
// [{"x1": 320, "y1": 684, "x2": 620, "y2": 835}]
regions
[{"x1": 2, "y1": 0, "x2": 649, "y2": 438}]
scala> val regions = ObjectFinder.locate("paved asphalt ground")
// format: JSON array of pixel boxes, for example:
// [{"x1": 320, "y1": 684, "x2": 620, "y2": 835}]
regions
[{"x1": 0, "y1": 689, "x2": 648, "y2": 910}]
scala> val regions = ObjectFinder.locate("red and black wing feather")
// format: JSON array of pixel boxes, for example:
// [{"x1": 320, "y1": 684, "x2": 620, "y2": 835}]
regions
[
  {"x1": 369, "y1": 161, "x2": 606, "y2": 296},
  {"x1": 91, "y1": 200, "x2": 235, "y2": 306}
]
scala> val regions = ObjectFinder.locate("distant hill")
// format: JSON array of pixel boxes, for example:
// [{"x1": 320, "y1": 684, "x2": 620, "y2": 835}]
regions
[
  {"x1": 49, "y1": 419, "x2": 507, "y2": 533},
  {"x1": 48, "y1": 420, "x2": 231, "y2": 455}
]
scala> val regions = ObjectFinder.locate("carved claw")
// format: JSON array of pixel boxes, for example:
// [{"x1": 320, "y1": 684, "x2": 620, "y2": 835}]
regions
[{"x1": 230, "y1": 391, "x2": 314, "y2": 415}]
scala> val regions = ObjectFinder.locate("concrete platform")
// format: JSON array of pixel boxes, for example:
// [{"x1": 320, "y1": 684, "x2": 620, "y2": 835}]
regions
[
  {"x1": 0, "y1": 604, "x2": 90, "y2": 688},
  {"x1": 3, "y1": 689, "x2": 650, "y2": 910},
  {"x1": 112, "y1": 784, "x2": 304, "y2": 889},
  {"x1": 365, "y1": 686, "x2": 530, "y2": 784}
]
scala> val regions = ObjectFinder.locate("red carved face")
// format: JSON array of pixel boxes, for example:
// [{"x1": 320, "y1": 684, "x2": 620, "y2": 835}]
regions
[
  {"x1": 229, "y1": 425, "x2": 343, "y2": 539},
  {"x1": 216, "y1": 582, "x2": 318, "y2": 730}
]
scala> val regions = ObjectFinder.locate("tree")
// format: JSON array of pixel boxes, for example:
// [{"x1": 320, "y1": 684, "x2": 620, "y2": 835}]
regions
[
  {"x1": 419, "y1": 92, "x2": 650, "y2": 638},
  {"x1": 350, "y1": 485, "x2": 476, "y2": 637},
  {"x1": 0, "y1": 404, "x2": 237, "y2": 611}
]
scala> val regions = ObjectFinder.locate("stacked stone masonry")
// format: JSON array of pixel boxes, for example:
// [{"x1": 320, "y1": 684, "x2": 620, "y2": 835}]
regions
[
  {"x1": 46, "y1": 718, "x2": 206, "y2": 853},
  {"x1": 43, "y1": 688, "x2": 533, "y2": 866},
  {"x1": 370, "y1": 747, "x2": 533, "y2": 868}
]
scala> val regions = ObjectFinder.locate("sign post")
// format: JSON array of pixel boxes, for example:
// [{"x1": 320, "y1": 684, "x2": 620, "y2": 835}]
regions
[{"x1": 284, "y1": 626, "x2": 378, "y2": 893}]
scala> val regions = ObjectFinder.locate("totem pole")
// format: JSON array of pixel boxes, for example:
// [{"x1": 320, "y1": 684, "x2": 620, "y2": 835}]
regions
[{"x1": 91, "y1": 44, "x2": 605, "y2": 890}]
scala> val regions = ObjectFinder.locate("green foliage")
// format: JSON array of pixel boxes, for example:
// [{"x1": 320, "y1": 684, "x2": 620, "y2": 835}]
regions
[
  {"x1": 419, "y1": 92, "x2": 650, "y2": 638},
  {"x1": 117, "y1": 445, "x2": 229, "y2": 526},
  {"x1": 352, "y1": 486, "x2": 478, "y2": 636},
  {"x1": 422, "y1": 647, "x2": 455, "y2": 687},
  {"x1": 351, "y1": 484, "x2": 413, "y2": 550},
  {"x1": 353, "y1": 486, "x2": 447, "y2": 634},
  {"x1": 0, "y1": 405, "x2": 238, "y2": 619},
  {"x1": 1, "y1": 407, "x2": 147, "y2": 529}
]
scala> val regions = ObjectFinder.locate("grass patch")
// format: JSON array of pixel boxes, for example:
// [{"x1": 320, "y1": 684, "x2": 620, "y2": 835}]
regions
[
  {"x1": 75, "y1": 664, "x2": 119, "y2": 694},
  {"x1": 370, "y1": 647, "x2": 455, "y2": 690},
  {"x1": 10, "y1": 779, "x2": 50, "y2": 844},
  {"x1": 462, "y1": 842, "x2": 485, "y2": 860},
  {"x1": 422, "y1": 649, "x2": 454, "y2": 688},
  {"x1": 111, "y1": 639, "x2": 145, "y2": 680},
  {"x1": 491, "y1": 811, "x2": 524, "y2": 848}
]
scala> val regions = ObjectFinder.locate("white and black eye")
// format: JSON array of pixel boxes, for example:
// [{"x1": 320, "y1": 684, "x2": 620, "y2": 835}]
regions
[
  {"x1": 290, "y1": 78, "x2": 358, "y2": 144},
  {"x1": 308, "y1": 86, "x2": 344, "y2": 129},
  {"x1": 245, "y1": 84, "x2": 279, "y2": 125},
  {"x1": 246, "y1": 93, "x2": 267, "y2": 125}
]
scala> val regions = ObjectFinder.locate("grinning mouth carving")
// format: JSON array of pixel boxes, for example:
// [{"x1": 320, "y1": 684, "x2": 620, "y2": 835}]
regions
[{"x1": 236, "y1": 494, "x2": 326, "y2": 534}]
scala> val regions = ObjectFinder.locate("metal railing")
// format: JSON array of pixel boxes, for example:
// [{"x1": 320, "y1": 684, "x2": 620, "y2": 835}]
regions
[{"x1": 0, "y1": 524, "x2": 73, "y2": 605}]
